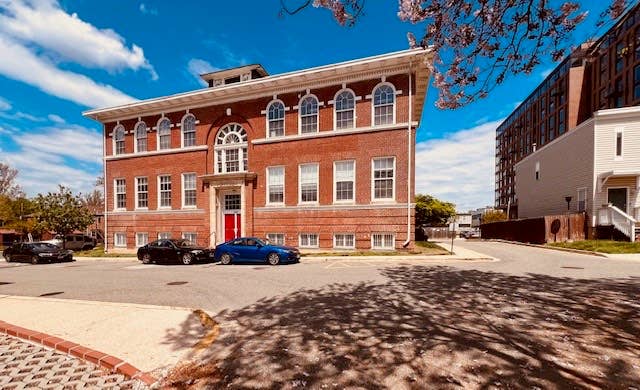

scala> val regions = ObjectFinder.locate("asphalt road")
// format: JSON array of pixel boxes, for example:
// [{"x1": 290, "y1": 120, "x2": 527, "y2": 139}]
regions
[
  {"x1": 0, "y1": 240, "x2": 638, "y2": 313},
  {"x1": 2, "y1": 240, "x2": 639, "y2": 388}
]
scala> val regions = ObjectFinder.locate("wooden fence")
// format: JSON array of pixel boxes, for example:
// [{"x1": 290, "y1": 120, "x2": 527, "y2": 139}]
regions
[{"x1": 480, "y1": 212, "x2": 586, "y2": 244}]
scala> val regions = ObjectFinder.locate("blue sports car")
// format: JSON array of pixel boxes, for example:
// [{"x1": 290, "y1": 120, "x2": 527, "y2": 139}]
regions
[{"x1": 213, "y1": 237, "x2": 300, "y2": 265}]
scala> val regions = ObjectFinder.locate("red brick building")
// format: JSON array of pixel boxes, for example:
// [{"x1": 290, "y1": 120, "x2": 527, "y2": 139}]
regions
[{"x1": 84, "y1": 49, "x2": 433, "y2": 251}]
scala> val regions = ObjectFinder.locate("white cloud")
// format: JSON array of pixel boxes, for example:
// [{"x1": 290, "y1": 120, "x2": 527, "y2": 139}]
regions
[
  {"x1": 0, "y1": 96, "x2": 11, "y2": 111},
  {"x1": 0, "y1": 123, "x2": 102, "y2": 195},
  {"x1": 139, "y1": 3, "x2": 158, "y2": 15},
  {"x1": 187, "y1": 58, "x2": 219, "y2": 86},
  {"x1": 415, "y1": 120, "x2": 502, "y2": 212},
  {"x1": 0, "y1": 0, "x2": 157, "y2": 80},
  {"x1": 0, "y1": 34, "x2": 136, "y2": 108},
  {"x1": 540, "y1": 67, "x2": 553, "y2": 80},
  {"x1": 47, "y1": 113, "x2": 65, "y2": 123}
]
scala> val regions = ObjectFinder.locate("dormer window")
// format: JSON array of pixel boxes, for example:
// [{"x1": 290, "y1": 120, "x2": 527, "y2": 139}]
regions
[{"x1": 267, "y1": 100, "x2": 285, "y2": 137}]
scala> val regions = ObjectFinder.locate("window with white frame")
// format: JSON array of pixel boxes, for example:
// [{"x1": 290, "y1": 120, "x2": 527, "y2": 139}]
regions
[
  {"x1": 267, "y1": 100, "x2": 285, "y2": 137},
  {"x1": 136, "y1": 177, "x2": 148, "y2": 209},
  {"x1": 372, "y1": 157, "x2": 395, "y2": 200},
  {"x1": 267, "y1": 166, "x2": 284, "y2": 205},
  {"x1": 616, "y1": 129, "x2": 623, "y2": 158},
  {"x1": 158, "y1": 118, "x2": 171, "y2": 150},
  {"x1": 373, "y1": 84, "x2": 395, "y2": 125},
  {"x1": 182, "y1": 232, "x2": 197, "y2": 245},
  {"x1": 182, "y1": 173, "x2": 197, "y2": 207},
  {"x1": 335, "y1": 90, "x2": 355, "y2": 129},
  {"x1": 299, "y1": 163, "x2": 319, "y2": 203},
  {"x1": 135, "y1": 122, "x2": 147, "y2": 153},
  {"x1": 299, "y1": 95, "x2": 318, "y2": 133},
  {"x1": 114, "y1": 232, "x2": 126, "y2": 247},
  {"x1": 334, "y1": 233, "x2": 355, "y2": 249},
  {"x1": 266, "y1": 233, "x2": 285, "y2": 246},
  {"x1": 334, "y1": 160, "x2": 355, "y2": 202},
  {"x1": 577, "y1": 188, "x2": 587, "y2": 212},
  {"x1": 113, "y1": 125, "x2": 125, "y2": 155},
  {"x1": 159, "y1": 175, "x2": 171, "y2": 208},
  {"x1": 136, "y1": 232, "x2": 148, "y2": 247},
  {"x1": 158, "y1": 232, "x2": 171, "y2": 240},
  {"x1": 299, "y1": 233, "x2": 319, "y2": 248},
  {"x1": 535, "y1": 161, "x2": 540, "y2": 181},
  {"x1": 182, "y1": 114, "x2": 197, "y2": 147},
  {"x1": 371, "y1": 233, "x2": 394, "y2": 250},
  {"x1": 215, "y1": 123, "x2": 248, "y2": 174},
  {"x1": 114, "y1": 179, "x2": 126, "y2": 210}
]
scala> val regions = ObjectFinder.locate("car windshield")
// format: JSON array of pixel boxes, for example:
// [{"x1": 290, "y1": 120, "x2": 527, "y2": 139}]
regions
[
  {"x1": 29, "y1": 243, "x2": 57, "y2": 250},
  {"x1": 253, "y1": 238, "x2": 266, "y2": 246},
  {"x1": 173, "y1": 239, "x2": 195, "y2": 247}
]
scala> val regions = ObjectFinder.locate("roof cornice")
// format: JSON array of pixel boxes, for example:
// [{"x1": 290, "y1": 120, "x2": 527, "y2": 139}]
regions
[{"x1": 83, "y1": 48, "x2": 433, "y2": 123}]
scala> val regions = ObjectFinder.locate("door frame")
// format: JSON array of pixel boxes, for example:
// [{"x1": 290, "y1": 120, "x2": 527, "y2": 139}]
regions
[{"x1": 606, "y1": 186, "x2": 629, "y2": 213}]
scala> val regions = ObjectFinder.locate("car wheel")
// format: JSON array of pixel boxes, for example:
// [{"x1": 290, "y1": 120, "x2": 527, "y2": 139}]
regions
[
  {"x1": 181, "y1": 253, "x2": 193, "y2": 265},
  {"x1": 31, "y1": 255, "x2": 39, "y2": 265},
  {"x1": 141, "y1": 253, "x2": 152, "y2": 264},
  {"x1": 82, "y1": 245, "x2": 92, "y2": 250},
  {"x1": 267, "y1": 252, "x2": 280, "y2": 266},
  {"x1": 4, "y1": 254, "x2": 10, "y2": 262},
  {"x1": 220, "y1": 253, "x2": 232, "y2": 265}
]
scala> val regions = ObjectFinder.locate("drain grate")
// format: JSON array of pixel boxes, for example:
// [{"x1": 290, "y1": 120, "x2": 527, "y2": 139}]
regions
[
  {"x1": 0, "y1": 282, "x2": 13, "y2": 285},
  {"x1": 166, "y1": 281, "x2": 188, "y2": 286},
  {"x1": 39, "y1": 291, "x2": 64, "y2": 297},
  {"x1": 561, "y1": 266, "x2": 584, "y2": 270}
]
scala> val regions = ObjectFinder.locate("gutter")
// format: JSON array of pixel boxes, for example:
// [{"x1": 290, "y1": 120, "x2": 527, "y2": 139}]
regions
[{"x1": 403, "y1": 62, "x2": 413, "y2": 248}]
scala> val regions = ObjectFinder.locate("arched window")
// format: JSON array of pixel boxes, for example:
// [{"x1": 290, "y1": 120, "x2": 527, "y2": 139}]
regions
[
  {"x1": 157, "y1": 118, "x2": 171, "y2": 150},
  {"x1": 267, "y1": 100, "x2": 285, "y2": 137},
  {"x1": 135, "y1": 121, "x2": 147, "y2": 153},
  {"x1": 182, "y1": 114, "x2": 196, "y2": 147},
  {"x1": 299, "y1": 95, "x2": 318, "y2": 134},
  {"x1": 373, "y1": 83, "x2": 395, "y2": 125},
  {"x1": 214, "y1": 123, "x2": 248, "y2": 174},
  {"x1": 113, "y1": 125, "x2": 125, "y2": 155},
  {"x1": 334, "y1": 89, "x2": 355, "y2": 129}
]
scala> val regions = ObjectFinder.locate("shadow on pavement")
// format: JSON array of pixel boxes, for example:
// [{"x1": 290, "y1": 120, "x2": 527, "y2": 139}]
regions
[{"x1": 162, "y1": 266, "x2": 640, "y2": 389}]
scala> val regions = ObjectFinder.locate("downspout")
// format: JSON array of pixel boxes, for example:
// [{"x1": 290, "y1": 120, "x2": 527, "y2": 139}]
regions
[
  {"x1": 103, "y1": 123, "x2": 108, "y2": 253},
  {"x1": 403, "y1": 61, "x2": 413, "y2": 248}
]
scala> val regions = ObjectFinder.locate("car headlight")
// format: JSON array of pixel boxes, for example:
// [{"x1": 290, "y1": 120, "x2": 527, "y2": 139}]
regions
[
  {"x1": 191, "y1": 250, "x2": 203, "y2": 255},
  {"x1": 38, "y1": 253, "x2": 53, "y2": 257}
]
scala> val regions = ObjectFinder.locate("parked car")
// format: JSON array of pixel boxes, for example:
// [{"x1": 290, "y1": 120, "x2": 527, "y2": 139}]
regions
[
  {"x1": 42, "y1": 234, "x2": 96, "y2": 250},
  {"x1": 3, "y1": 242, "x2": 73, "y2": 264},
  {"x1": 136, "y1": 239, "x2": 214, "y2": 265},
  {"x1": 213, "y1": 237, "x2": 300, "y2": 265}
]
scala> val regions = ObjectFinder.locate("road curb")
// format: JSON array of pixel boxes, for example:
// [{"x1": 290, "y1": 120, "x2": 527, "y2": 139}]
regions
[
  {"x1": 0, "y1": 320, "x2": 158, "y2": 386},
  {"x1": 488, "y1": 239, "x2": 607, "y2": 257}
]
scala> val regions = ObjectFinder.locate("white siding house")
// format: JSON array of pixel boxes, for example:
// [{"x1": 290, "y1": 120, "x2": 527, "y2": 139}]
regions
[{"x1": 515, "y1": 106, "x2": 640, "y2": 240}]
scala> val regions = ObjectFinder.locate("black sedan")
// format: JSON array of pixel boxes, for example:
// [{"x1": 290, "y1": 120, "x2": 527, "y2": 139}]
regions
[
  {"x1": 3, "y1": 242, "x2": 73, "y2": 264},
  {"x1": 136, "y1": 239, "x2": 215, "y2": 265}
]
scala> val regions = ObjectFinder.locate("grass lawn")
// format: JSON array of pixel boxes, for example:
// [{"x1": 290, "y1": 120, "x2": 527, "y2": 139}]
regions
[
  {"x1": 548, "y1": 240, "x2": 640, "y2": 254},
  {"x1": 303, "y1": 241, "x2": 449, "y2": 257},
  {"x1": 72, "y1": 245, "x2": 135, "y2": 257}
]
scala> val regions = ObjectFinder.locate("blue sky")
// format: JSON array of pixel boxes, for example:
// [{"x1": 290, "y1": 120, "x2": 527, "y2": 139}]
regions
[{"x1": 0, "y1": 0, "x2": 613, "y2": 210}]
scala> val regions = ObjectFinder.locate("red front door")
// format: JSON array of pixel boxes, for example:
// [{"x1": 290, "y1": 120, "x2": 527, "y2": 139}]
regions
[{"x1": 224, "y1": 214, "x2": 241, "y2": 241}]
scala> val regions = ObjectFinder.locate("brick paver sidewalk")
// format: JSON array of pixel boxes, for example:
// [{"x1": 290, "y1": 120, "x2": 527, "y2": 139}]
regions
[{"x1": 0, "y1": 334, "x2": 147, "y2": 389}]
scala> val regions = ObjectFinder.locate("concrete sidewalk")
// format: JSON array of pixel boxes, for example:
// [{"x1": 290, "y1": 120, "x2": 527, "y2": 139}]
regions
[
  {"x1": 0, "y1": 295, "x2": 210, "y2": 376},
  {"x1": 600, "y1": 253, "x2": 640, "y2": 261}
]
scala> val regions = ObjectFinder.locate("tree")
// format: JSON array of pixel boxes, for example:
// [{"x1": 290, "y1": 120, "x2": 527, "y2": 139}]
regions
[
  {"x1": 481, "y1": 209, "x2": 508, "y2": 224},
  {"x1": 0, "y1": 162, "x2": 24, "y2": 199},
  {"x1": 34, "y1": 186, "x2": 94, "y2": 249},
  {"x1": 281, "y1": 0, "x2": 628, "y2": 109},
  {"x1": 415, "y1": 194, "x2": 456, "y2": 226}
]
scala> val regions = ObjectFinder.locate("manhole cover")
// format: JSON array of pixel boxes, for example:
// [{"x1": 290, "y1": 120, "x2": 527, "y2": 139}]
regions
[
  {"x1": 0, "y1": 282, "x2": 13, "y2": 285},
  {"x1": 167, "y1": 281, "x2": 188, "y2": 286},
  {"x1": 39, "y1": 291, "x2": 64, "y2": 297},
  {"x1": 561, "y1": 266, "x2": 584, "y2": 270}
]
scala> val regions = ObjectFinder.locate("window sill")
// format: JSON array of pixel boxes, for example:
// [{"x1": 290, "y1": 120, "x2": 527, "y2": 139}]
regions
[
  {"x1": 265, "y1": 203, "x2": 285, "y2": 207},
  {"x1": 297, "y1": 202, "x2": 320, "y2": 206},
  {"x1": 370, "y1": 199, "x2": 396, "y2": 204},
  {"x1": 333, "y1": 200, "x2": 355, "y2": 205},
  {"x1": 181, "y1": 205, "x2": 197, "y2": 209},
  {"x1": 157, "y1": 207, "x2": 172, "y2": 210},
  {"x1": 135, "y1": 207, "x2": 148, "y2": 211},
  {"x1": 113, "y1": 208, "x2": 127, "y2": 212}
]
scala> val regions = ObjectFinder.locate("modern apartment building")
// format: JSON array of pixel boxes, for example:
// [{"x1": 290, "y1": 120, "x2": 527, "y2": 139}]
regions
[
  {"x1": 84, "y1": 49, "x2": 433, "y2": 251},
  {"x1": 495, "y1": 2, "x2": 640, "y2": 218}
]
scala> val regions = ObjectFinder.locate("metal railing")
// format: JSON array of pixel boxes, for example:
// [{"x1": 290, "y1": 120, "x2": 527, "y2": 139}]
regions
[{"x1": 598, "y1": 204, "x2": 636, "y2": 241}]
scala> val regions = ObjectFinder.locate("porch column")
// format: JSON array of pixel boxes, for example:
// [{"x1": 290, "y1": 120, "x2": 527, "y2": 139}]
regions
[
  {"x1": 240, "y1": 184, "x2": 246, "y2": 237},
  {"x1": 209, "y1": 186, "x2": 217, "y2": 246}
]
